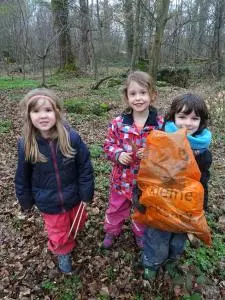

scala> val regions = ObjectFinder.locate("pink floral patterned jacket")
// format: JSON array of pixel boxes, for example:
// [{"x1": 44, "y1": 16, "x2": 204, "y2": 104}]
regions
[{"x1": 104, "y1": 107, "x2": 163, "y2": 200}]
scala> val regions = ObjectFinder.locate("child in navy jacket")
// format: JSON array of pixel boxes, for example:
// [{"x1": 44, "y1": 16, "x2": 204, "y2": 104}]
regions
[{"x1": 15, "y1": 88, "x2": 94, "y2": 273}]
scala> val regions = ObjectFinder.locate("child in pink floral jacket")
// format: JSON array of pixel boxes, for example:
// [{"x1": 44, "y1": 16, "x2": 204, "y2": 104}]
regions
[{"x1": 102, "y1": 71, "x2": 163, "y2": 249}]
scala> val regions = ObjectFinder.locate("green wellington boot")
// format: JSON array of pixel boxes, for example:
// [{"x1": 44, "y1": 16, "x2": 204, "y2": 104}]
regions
[{"x1": 144, "y1": 268, "x2": 157, "y2": 281}]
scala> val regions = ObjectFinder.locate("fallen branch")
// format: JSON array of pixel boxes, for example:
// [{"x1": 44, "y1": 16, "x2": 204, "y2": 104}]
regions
[
  {"x1": 91, "y1": 70, "x2": 129, "y2": 90},
  {"x1": 91, "y1": 76, "x2": 114, "y2": 90}
]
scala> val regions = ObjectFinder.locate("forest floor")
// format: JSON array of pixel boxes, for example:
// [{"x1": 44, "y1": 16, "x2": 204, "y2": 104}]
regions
[{"x1": 0, "y1": 73, "x2": 225, "y2": 300}]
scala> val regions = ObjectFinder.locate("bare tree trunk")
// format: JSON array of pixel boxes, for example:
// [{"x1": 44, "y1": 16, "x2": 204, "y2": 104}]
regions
[
  {"x1": 85, "y1": 0, "x2": 98, "y2": 77},
  {"x1": 138, "y1": 0, "x2": 148, "y2": 60},
  {"x1": 122, "y1": 0, "x2": 134, "y2": 62},
  {"x1": 51, "y1": 0, "x2": 74, "y2": 69},
  {"x1": 173, "y1": 0, "x2": 183, "y2": 65},
  {"x1": 96, "y1": 0, "x2": 109, "y2": 72},
  {"x1": 88, "y1": 18, "x2": 98, "y2": 78},
  {"x1": 198, "y1": 0, "x2": 209, "y2": 56},
  {"x1": 149, "y1": 0, "x2": 170, "y2": 82},
  {"x1": 41, "y1": 55, "x2": 46, "y2": 87},
  {"x1": 17, "y1": 0, "x2": 28, "y2": 79},
  {"x1": 103, "y1": 0, "x2": 111, "y2": 43},
  {"x1": 211, "y1": 0, "x2": 225, "y2": 79},
  {"x1": 79, "y1": 0, "x2": 90, "y2": 70},
  {"x1": 188, "y1": 0, "x2": 200, "y2": 60},
  {"x1": 130, "y1": 0, "x2": 141, "y2": 70},
  {"x1": 38, "y1": 27, "x2": 67, "y2": 86}
]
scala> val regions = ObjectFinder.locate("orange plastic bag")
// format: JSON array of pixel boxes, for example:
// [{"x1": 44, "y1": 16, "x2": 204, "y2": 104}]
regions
[{"x1": 133, "y1": 129, "x2": 212, "y2": 246}]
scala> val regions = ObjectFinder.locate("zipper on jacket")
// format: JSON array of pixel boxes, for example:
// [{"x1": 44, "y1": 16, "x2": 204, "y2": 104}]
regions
[{"x1": 49, "y1": 141, "x2": 65, "y2": 212}]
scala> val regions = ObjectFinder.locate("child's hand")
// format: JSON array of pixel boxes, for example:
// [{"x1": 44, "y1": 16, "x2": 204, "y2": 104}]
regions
[
  {"x1": 118, "y1": 152, "x2": 133, "y2": 165},
  {"x1": 136, "y1": 148, "x2": 145, "y2": 159}
]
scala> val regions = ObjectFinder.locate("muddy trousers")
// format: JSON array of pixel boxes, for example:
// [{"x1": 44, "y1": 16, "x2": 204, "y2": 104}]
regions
[
  {"x1": 104, "y1": 191, "x2": 145, "y2": 237},
  {"x1": 42, "y1": 204, "x2": 87, "y2": 255}
]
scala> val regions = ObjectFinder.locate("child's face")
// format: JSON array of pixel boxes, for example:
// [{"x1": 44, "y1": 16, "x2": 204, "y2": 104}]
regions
[
  {"x1": 175, "y1": 106, "x2": 201, "y2": 135},
  {"x1": 30, "y1": 98, "x2": 56, "y2": 138},
  {"x1": 127, "y1": 80, "x2": 152, "y2": 114}
]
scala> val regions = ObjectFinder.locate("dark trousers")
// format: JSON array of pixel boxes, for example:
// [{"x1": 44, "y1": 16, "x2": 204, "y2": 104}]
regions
[{"x1": 142, "y1": 227, "x2": 187, "y2": 271}]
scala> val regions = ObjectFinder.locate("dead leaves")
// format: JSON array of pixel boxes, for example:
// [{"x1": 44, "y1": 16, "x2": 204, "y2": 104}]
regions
[{"x1": 1, "y1": 85, "x2": 225, "y2": 299}]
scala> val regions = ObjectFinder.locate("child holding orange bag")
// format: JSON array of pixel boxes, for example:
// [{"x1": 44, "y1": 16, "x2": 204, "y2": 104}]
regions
[
  {"x1": 102, "y1": 71, "x2": 163, "y2": 249},
  {"x1": 141, "y1": 93, "x2": 212, "y2": 281}
]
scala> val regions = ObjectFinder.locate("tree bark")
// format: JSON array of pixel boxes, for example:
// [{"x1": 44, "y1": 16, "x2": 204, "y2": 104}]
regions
[
  {"x1": 211, "y1": 0, "x2": 225, "y2": 78},
  {"x1": 198, "y1": 0, "x2": 209, "y2": 56},
  {"x1": 122, "y1": 0, "x2": 134, "y2": 61},
  {"x1": 130, "y1": 0, "x2": 141, "y2": 70},
  {"x1": 149, "y1": 0, "x2": 170, "y2": 82},
  {"x1": 51, "y1": 0, "x2": 74, "y2": 69},
  {"x1": 103, "y1": 0, "x2": 111, "y2": 43},
  {"x1": 79, "y1": 0, "x2": 90, "y2": 70},
  {"x1": 96, "y1": 0, "x2": 109, "y2": 72}
]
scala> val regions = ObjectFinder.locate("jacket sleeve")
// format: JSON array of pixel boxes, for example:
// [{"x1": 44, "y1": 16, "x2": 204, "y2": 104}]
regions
[
  {"x1": 195, "y1": 150, "x2": 212, "y2": 210},
  {"x1": 75, "y1": 135, "x2": 94, "y2": 203},
  {"x1": 103, "y1": 118, "x2": 124, "y2": 162},
  {"x1": 15, "y1": 139, "x2": 34, "y2": 210}
]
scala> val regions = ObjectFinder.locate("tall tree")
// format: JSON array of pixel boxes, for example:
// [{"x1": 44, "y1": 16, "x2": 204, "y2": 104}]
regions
[
  {"x1": 96, "y1": 0, "x2": 109, "y2": 71},
  {"x1": 149, "y1": 0, "x2": 170, "y2": 81},
  {"x1": 211, "y1": 0, "x2": 225, "y2": 78},
  {"x1": 198, "y1": 0, "x2": 210, "y2": 56},
  {"x1": 103, "y1": 0, "x2": 111, "y2": 43},
  {"x1": 51, "y1": 0, "x2": 74, "y2": 69},
  {"x1": 130, "y1": 0, "x2": 141, "y2": 70},
  {"x1": 79, "y1": 0, "x2": 90, "y2": 70},
  {"x1": 122, "y1": 0, "x2": 134, "y2": 61}
]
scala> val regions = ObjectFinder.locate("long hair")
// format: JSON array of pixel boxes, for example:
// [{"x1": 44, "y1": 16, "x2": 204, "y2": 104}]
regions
[
  {"x1": 20, "y1": 88, "x2": 76, "y2": 163},
  {"x1": 121, "y1": 71, "x2": 157, "y2": 113},
  {"x1": 164, "y1": 93, "x2": 209, "y2": 133}
]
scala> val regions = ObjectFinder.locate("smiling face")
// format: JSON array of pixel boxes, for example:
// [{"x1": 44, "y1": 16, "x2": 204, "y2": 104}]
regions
[
  {"x1": 175, "y1": 106, "x2": 201, "y2": 135},
  {"x1": 127, "y1": 80, "x2": 152, "y2": 114},
  {"x1": 30, "y1": 98, "x2": 56, "y2": 138}
]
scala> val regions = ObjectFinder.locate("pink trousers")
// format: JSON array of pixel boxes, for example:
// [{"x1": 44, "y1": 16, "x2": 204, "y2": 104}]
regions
[
  {"x1": 104, "y1": 191, "x2": 145, "y2": 237},
  {"x1": 42, "y1": 204, "x2": 87, "y2": 255}
]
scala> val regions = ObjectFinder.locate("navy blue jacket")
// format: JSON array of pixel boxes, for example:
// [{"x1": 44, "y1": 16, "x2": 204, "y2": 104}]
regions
[
  {"x1": 15, "y1": 127, "x2": 94, "y2": 214},
  {"x1": 195, "y1": 149, "x2": 212, "y2": 210}
]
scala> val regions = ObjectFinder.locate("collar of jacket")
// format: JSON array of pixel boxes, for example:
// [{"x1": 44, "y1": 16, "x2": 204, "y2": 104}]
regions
[
  {"x1": 36, "y1": 135, "x2": 56, "y2": 145},
  {"x1": 121, "y1": 106, "x2": 158, "y2": 127},
  {"x1": 35, "y1": 124, "x2": 70, "y2": 145}
]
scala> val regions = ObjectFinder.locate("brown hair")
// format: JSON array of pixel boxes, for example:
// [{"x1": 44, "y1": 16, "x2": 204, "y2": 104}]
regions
[
  {"x1": 164, "y1": 93, "x2": 209, "y2": 133},
  {"x1": 121, "y1": 71, "x2": 157, "y2": 113},
  {"x1": 20, "y1": 88, "x2": 76, "y2": 163}
]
